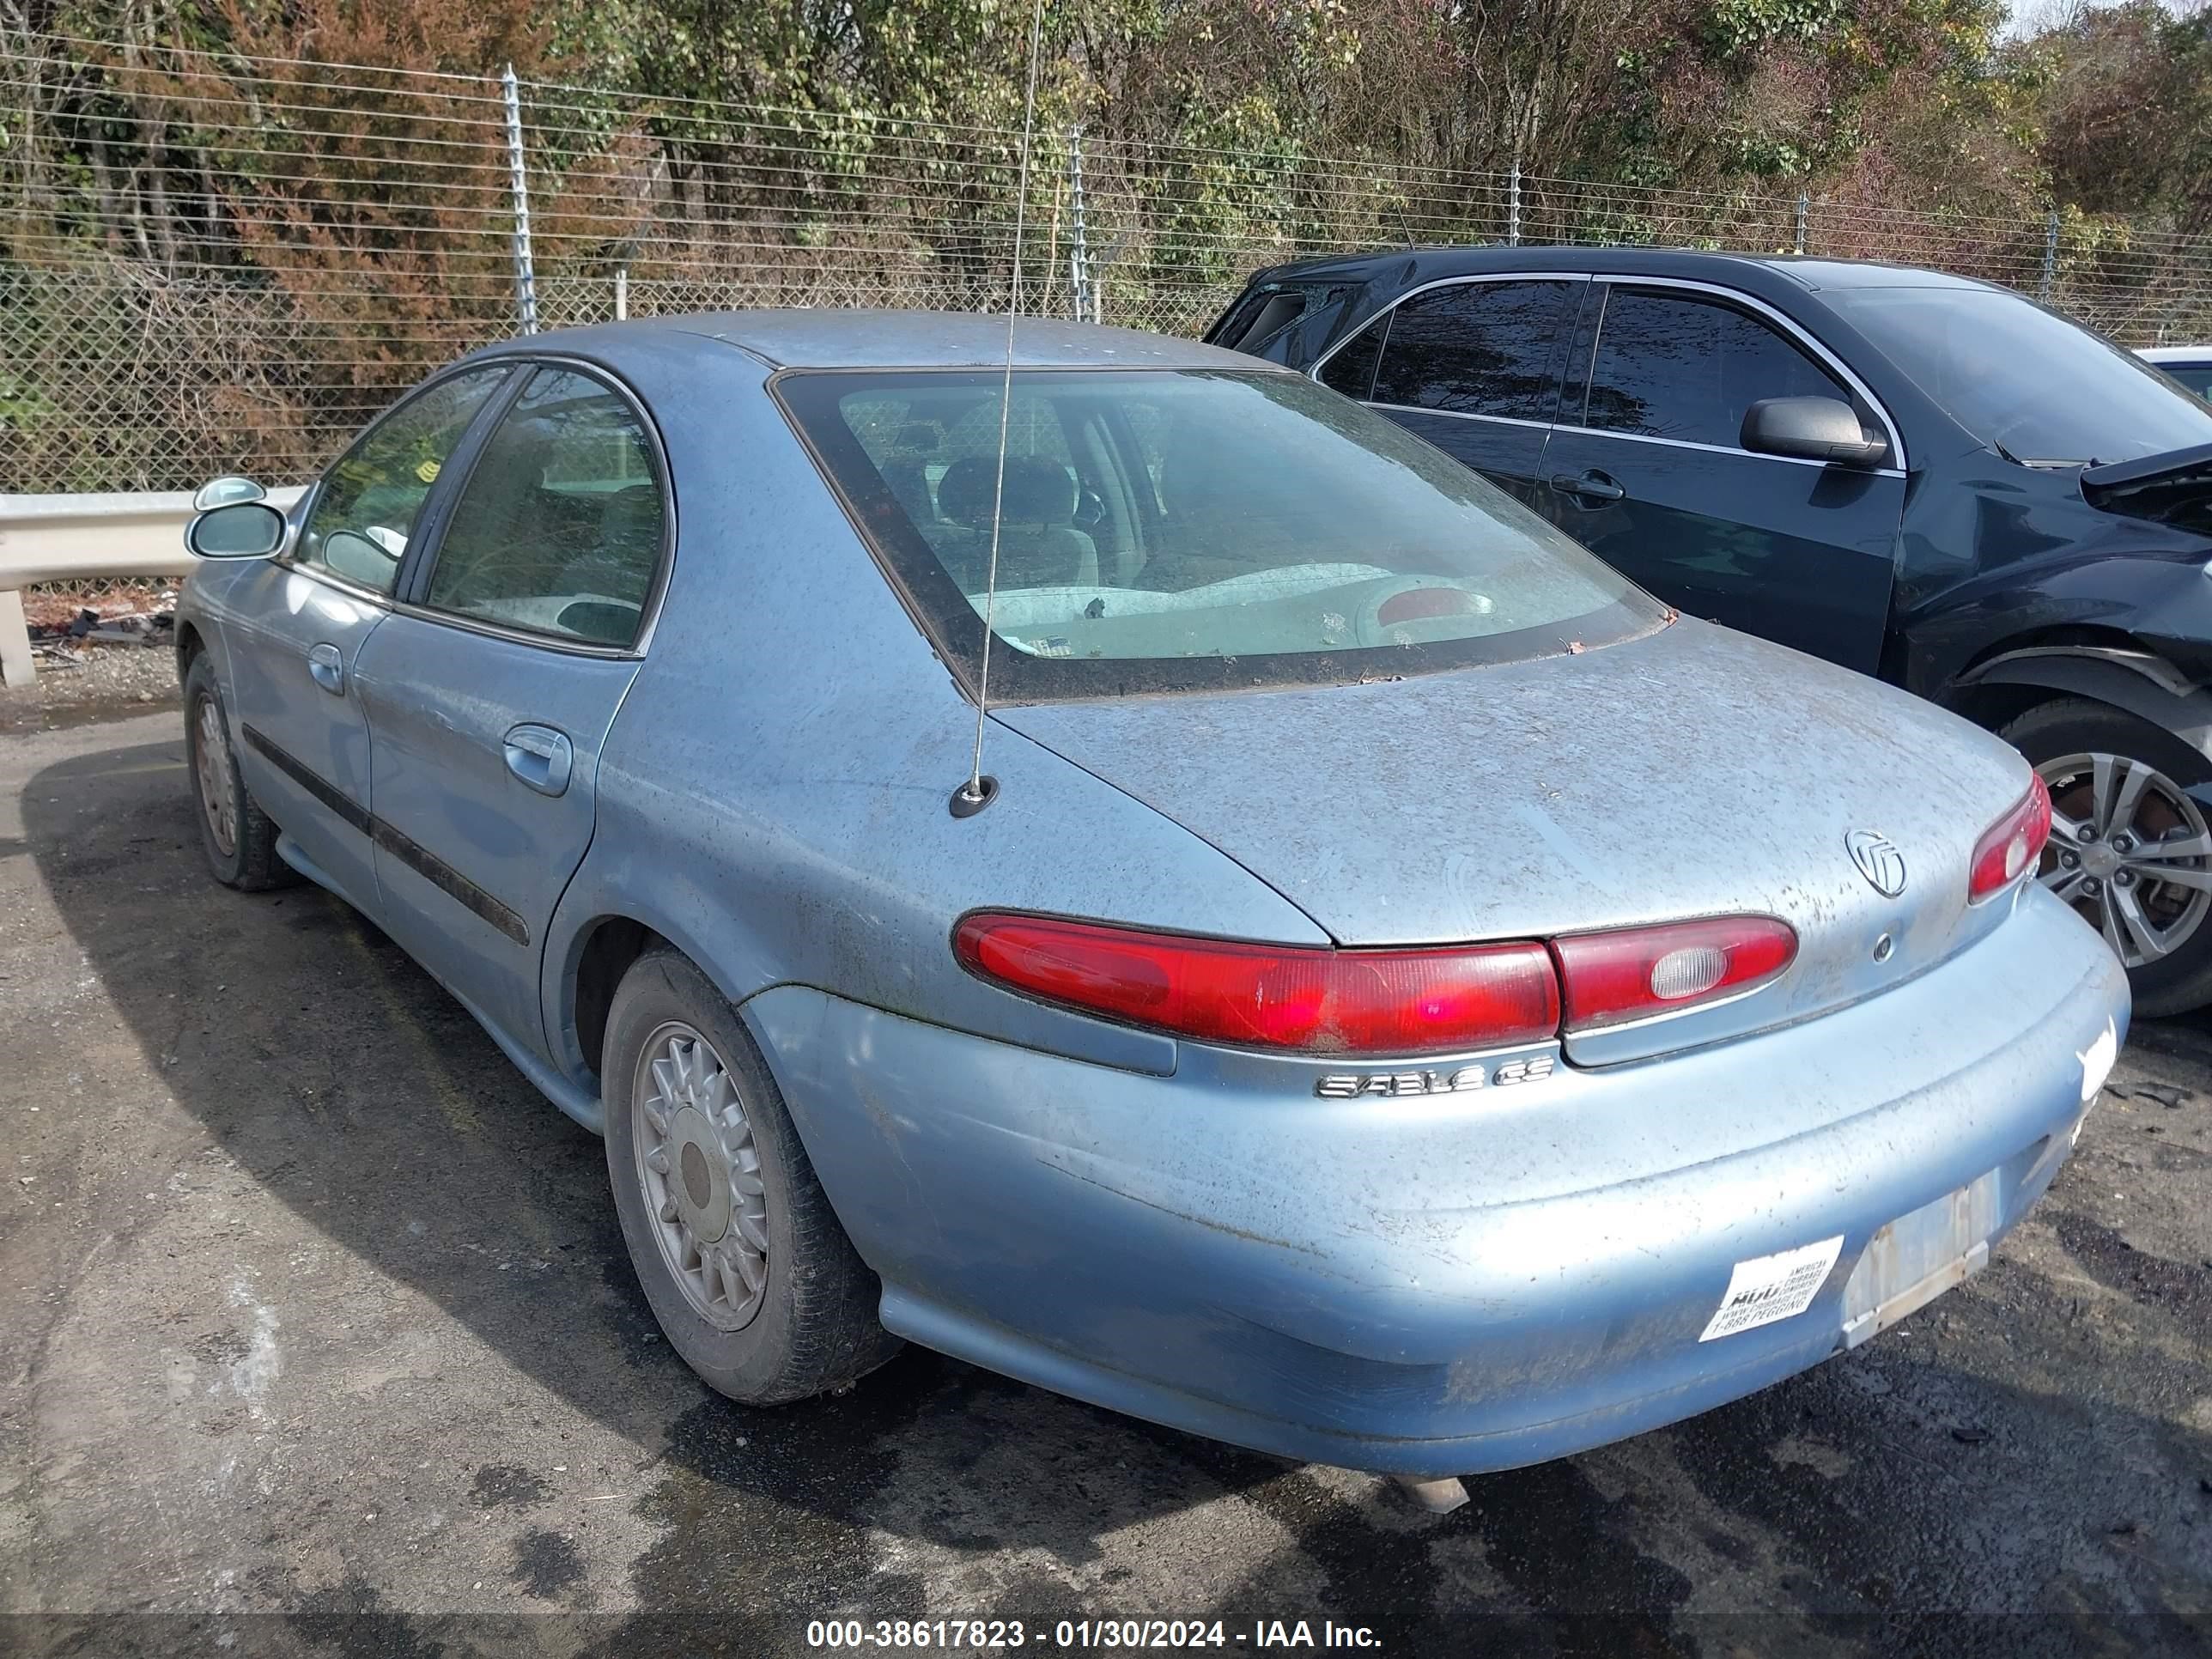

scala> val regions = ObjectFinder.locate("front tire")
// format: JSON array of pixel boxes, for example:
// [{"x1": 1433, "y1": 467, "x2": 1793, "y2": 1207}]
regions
[
  {"x1": 2002, "y1": 696, "x2": 2212, "y2": 1016},
  {"x1": 182, "y1": 653, "x2": 296, "y2": 891},
  {"x1": 602, "y1": 949, "x2": 900, "y2": 1403}
]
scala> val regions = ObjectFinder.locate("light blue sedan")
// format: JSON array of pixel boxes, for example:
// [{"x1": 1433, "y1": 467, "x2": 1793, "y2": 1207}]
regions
[{"x1": 175, "y1": 312, "x2": 2127, "y2": 1483}]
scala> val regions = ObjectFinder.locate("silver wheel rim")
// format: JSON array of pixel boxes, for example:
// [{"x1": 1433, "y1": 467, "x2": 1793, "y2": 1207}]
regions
[
  {"x1": 192, "y1": 694, "x2": 238, "y2": 859},
  {"x1": 2037, "y1": 750, "x2": 2212, "y2": 969},
  {"x1": 632, "y1": 1022, "x2": 769, "y2": 1330}
]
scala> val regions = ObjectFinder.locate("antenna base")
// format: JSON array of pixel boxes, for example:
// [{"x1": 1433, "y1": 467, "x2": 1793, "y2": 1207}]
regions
[{"x1": 950, "y1": 776, "x2": 1000, "y2": 818}]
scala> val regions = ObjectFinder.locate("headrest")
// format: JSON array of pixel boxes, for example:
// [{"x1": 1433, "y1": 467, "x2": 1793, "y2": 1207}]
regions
[{"x1": 937, "y1": 454, "x2": 1079, "y2": 526}]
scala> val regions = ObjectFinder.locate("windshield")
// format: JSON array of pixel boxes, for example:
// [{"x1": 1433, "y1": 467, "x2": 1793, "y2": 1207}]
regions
[
  {"x1": 1830, "y1": 287, "x2": 2212, "y2": 466},
  {"x1": 776, "y1": 368, "x2": 1658, "y2": 702}
]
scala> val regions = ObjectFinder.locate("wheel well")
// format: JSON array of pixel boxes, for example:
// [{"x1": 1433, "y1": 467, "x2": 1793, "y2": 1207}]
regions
[
  {"x1": 573, "y1": 916, "x2": 665, "y2": 1080},
  {"x1": 174, "y1": 620, "x2": 205, "y2": 679},
  {"x1": 1944, "y1": 626, "x2": 2173, "y2": 733}
]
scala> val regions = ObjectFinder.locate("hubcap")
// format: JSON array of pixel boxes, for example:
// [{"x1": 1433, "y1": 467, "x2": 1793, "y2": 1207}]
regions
[
  {"x1": 2036, "y1": 750, "x2": 2212, "y2": 969},
  {"x1": 632, "y1": 1022, "x2": 768, "y2": 1330},
  {"x1": 192, "y1": 694, "x2": 238, "y2": 858}
]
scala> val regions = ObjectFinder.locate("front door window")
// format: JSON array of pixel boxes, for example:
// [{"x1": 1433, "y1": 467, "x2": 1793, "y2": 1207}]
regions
[{"x1": 297, "y1": 368, "x2": 508, "y2": 593}]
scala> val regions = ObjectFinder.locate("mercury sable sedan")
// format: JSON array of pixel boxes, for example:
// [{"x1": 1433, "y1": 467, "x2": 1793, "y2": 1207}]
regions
[{"x1": 174, "y1": 312, "x2": 2126, "y2": 1480}]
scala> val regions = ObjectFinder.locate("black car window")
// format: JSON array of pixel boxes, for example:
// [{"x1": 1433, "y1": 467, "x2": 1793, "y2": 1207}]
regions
[
  {"x1": 1831, "y1": 288, "x2": 2212, "y2": 465},
  {"x1": 298, "y1": 368, "x2": 507, "y2": 594},
  {"x1": 1317, "y1": 315, "x2": 1387, "y2": 401},
  {"x1": 1580, "y1": 288, "x2": 1851, "y2": 450},
  {"x1": 423, "y1": 368, "x2": 665, "y2": 647},
  {"x1": 2160, "y1": 362, "x2": 2212, "y2": 402},
  {"x1": 1368, "y1": 280, "x2": 1575, "y2": 422}
]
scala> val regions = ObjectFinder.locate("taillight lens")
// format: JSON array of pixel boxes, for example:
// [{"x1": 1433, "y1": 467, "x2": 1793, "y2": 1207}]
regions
[
  {"x1": 1551, "y1": 916, "x2": 1798, "y2": 1033},
  {"x1": 953, "y1": 914, "x2": 1560, "y2": 1055},
  {"x1": 1968, "y1": 774, "x2": 2052, "y2": 902}
]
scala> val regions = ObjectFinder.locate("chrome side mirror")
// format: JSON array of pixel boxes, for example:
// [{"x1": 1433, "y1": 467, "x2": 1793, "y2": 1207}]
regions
[
  {"x1": 185, "y1": 501, "x2": 287, "y2": 559},
  {"x1": 193, "y1": 476, "x2": 269, "y2": 512}
]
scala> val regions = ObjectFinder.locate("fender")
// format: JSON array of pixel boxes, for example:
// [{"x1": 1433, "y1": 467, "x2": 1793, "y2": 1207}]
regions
[{"x1": 1954, "y1": 644, "x2": 2212, "y2": 762}]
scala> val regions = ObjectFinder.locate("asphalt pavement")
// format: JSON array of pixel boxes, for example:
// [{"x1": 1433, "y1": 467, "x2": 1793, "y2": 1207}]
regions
[{"x1": 4, "y1": 704, "x2": 2211, "y2": 1657}]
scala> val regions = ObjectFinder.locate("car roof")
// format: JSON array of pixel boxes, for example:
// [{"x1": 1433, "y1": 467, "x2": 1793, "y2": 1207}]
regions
[
  {"x1": 2138, "y1": 344, "x2": 2212, "y2": 363},
  {"x1": 470, "y1": 309, "x2": 1263, "y2": 373},
  {"x1": 1252, "y1": 244, "x2": 2002, "y2": 295}
]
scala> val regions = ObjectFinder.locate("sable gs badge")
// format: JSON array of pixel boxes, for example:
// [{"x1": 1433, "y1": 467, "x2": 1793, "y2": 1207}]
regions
[{"x1": 1314, "y1": 1054, "x2": 1557, "y2": 1097}]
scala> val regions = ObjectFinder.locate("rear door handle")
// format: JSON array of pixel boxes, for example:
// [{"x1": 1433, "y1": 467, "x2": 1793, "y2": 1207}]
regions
[
  {"x1": 501, "y1": 724, "x2": 574, "y2": 798},
  {"x1": 307, "y1": 642, "x2": 345, "y2": 695},
  {"x1": 1550, "y1": 470, "x2": 1626, "y2": 504}
]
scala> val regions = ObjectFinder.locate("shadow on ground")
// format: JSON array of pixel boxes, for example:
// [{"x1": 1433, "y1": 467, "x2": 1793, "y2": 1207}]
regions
[{"x1": 21, "y1": 736, "x2": 2212, "y2": 1656}]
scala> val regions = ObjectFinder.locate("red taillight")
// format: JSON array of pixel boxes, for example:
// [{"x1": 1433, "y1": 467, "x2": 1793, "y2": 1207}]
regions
[
  {"x1": 1968, "y1": 773, "x2": 2052, "y2": 902},
  {"x1": 1551, "y1": 916, "x2": 1798, "y2": 1033},
  {"x1": 952, "y1": 914, "x2": 1560, "y2": 1055}
]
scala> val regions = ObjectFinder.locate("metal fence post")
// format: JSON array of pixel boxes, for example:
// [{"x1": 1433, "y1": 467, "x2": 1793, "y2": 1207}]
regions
[
  {"x1": 501, "y1": 64, "x2": 539, "y2": 335},
  {"x1": 1795, "y1": 188, "x2": 1808, "y2": 256},
  {"x1": 2041, "y1": 209, "x2": 2059, "y2": 304},
  {"x1": 1066, "y1": 125, "x2": 1092, "y2": 323},
  {"x1": 1508, "y1": 155, "x2": 1522, "y2": 247},
  {"x1": 614, "y1": 264, "x2": 629, "y2": 321}
]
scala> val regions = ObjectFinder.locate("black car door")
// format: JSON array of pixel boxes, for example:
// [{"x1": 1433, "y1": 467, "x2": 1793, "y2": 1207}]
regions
[
  {"x1": 1312, "y1": 276, "x2": 1583, "y2": 510},
  {"x1": 1540, "y1": 281, "x2": 1908, "y2": 674}
]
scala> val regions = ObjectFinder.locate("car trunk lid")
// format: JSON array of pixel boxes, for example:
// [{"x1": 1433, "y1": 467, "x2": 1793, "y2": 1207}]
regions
[{"x1": 994, "y1": 620, "x2": 2038, "y2": 1064}]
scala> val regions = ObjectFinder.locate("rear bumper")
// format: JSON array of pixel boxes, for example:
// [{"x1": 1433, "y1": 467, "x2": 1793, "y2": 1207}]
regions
[{"x1": 747, "y1": 889, "x2": 2127, "y2": 1475}]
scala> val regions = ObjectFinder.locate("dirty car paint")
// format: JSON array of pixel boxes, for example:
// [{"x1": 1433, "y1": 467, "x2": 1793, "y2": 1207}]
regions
[{"x1": 179, "y1": 309, "x2": 2132, "y2": 1479}]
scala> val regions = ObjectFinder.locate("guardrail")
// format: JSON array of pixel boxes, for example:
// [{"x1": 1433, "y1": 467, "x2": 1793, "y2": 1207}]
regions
[{"x1": 0, "y1": 489, "x2": 304, "y2": 689}]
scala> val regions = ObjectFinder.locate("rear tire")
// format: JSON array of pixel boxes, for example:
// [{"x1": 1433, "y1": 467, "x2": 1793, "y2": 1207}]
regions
[
  {"x1": 183, "y1": 653, "x2": 296, "y2": 892},
  {"x1": 2001, "y1": 696, "x2": 2212, "y2": 1017},
  {"x1": 602, "y1": 949, "x2": 901, "y2": 1403}
]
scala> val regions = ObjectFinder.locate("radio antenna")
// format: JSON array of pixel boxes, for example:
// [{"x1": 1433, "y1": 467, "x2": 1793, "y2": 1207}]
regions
[{"x1": 952, "y1": 0, "x2": 1050, "y2": 819}]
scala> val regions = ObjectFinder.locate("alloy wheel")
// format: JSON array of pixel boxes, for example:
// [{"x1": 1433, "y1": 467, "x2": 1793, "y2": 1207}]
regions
[
  {"x1": 192, "y1": 694, "x2": 238, "y2": 859},
  {"x1": 632, "y1": 1021, "x2": 769, "y2": 1329},
  {"x1": 2036, "y1": 750, "x2": 2212, "y2": 969}
]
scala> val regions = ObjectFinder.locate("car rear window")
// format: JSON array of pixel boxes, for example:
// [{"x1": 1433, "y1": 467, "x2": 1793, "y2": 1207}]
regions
[{"x1": 775, "y1": 368, "x2": 1661, "y2": 702}]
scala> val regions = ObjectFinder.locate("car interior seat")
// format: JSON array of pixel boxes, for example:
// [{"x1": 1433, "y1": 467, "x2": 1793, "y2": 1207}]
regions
[{"x1": 933, "y1": 455, "x2": 1099, "y2": 592}]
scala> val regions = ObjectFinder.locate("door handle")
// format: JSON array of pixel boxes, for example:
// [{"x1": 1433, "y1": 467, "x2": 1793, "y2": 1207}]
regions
[
  {"x1": 1550, "y1": 470, "x2": 1626, "y2": 504},
  {"x1": 501, "y1": 724, "x2": 574, "y2": 798},
  {"x1": 307, "y1": 642, "x2": 345, "y2": 695}
]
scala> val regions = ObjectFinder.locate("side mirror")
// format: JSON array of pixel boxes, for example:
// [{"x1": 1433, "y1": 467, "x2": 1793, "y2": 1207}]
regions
[
  {"x1": 1741, "y1": 397, "x2": 1889, "y2": 468},
  {"x1": 192, "y1": 476, "x2": 268, "y2": 512},
  {"x1": 185, "y1": 501, "x2": 287, "y2": 559}
]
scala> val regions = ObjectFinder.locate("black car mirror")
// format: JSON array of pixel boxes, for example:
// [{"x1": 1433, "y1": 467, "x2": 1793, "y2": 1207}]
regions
[
  {"x1": 185, "y1": 501, "x2": 287, "y2": 559},
  {"x1": 1741, "y1": 397, "x2": 1889, "y2": 468}
]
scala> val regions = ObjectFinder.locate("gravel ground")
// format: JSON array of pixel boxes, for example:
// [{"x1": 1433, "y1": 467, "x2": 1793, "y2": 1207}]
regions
[
  {"x1": 3, "y1": 710, "x2": 2210, "y2": 1658},
  {"x1": 1, "y1": 643, "x2": 181, "y2": 732}
]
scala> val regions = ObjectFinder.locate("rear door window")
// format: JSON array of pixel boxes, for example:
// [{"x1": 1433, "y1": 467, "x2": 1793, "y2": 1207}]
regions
[
  {"x1": 422, "y1": 368, "x2": 665, "y2": 647},
  {"x1": 1577, "y1": 288, "x2": 1851, "y2": 448},
  {"x1": 1367, "y1": 280, "x2": 1576, "y2": 422}
]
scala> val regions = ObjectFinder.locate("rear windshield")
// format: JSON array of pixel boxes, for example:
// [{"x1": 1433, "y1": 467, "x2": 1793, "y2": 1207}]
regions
[
  {"x1": 775, "y1": 368, "x2": 1659, "y2": 702},
  {"x1": 1830, "y1": 287, "x2": 2212, "y2": 466}
]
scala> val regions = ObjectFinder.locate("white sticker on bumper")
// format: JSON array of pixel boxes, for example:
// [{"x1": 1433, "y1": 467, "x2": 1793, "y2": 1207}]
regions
[
  {"x1": 2078, "y1": 1017, "x2": 2118, "y2": 1104},
  {"x1": 1699, "y1": 1234, "x2": 1846, "y2": 1342}
]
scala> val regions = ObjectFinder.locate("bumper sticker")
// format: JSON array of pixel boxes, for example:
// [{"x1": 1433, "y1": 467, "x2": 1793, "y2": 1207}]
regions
[
  {"x1": 2078, "y1": 1018, "x2": 2118, "y2": 1104},
  {"x1": 1699, "y1": 1234, "x2": 1845, "y2": 1342}
]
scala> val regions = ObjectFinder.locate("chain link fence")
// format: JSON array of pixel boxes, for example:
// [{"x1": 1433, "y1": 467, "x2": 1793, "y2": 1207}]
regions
[{"x1": 6, "y1": 32, "x2": 2212, "y2": 498}]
